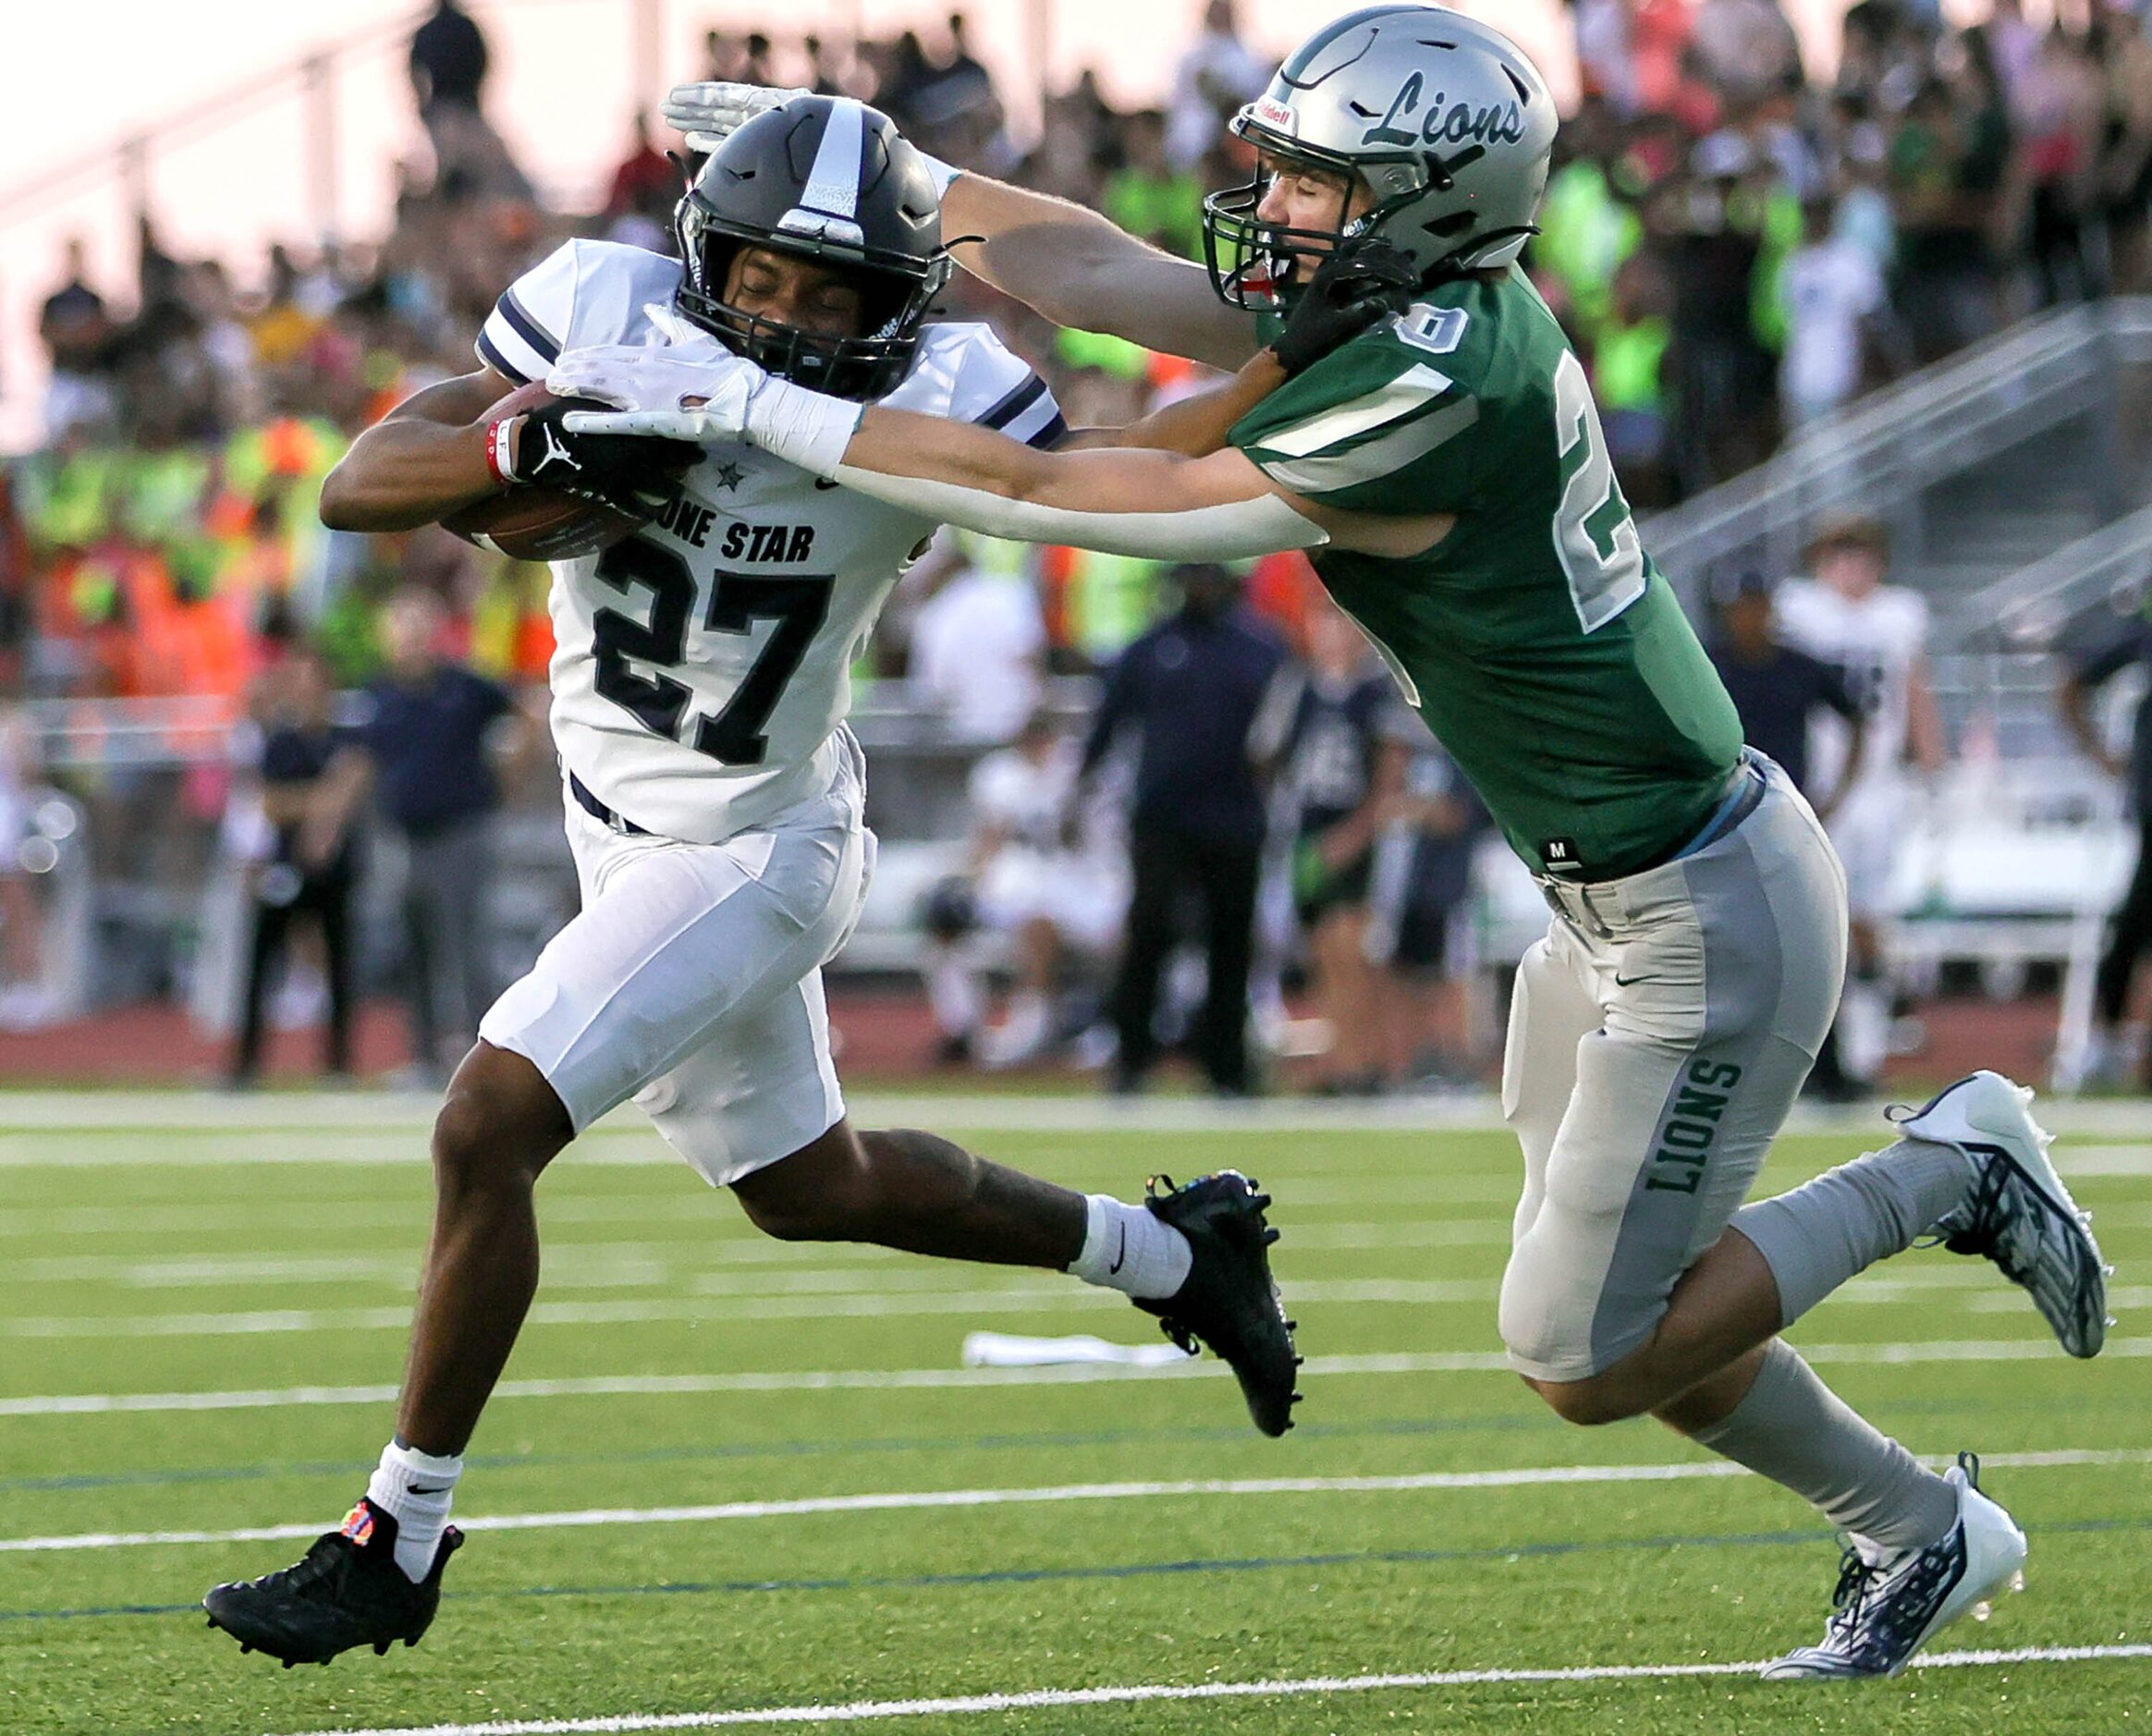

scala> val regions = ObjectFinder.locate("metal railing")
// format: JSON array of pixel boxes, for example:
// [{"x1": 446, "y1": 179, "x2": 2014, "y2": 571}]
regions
[
  {"x1": 0, "y1": 8, "x2": 431, "y2": 247},
  {"x1": 1952, "y1": 501, "x2": 2152, "y2": 651},
  {"x1": 1645, "y1": 298, "x2": 2152, "y2": 605},
  {"x1": 19, "y1": 694, "x2": 241, "y2": 774}
]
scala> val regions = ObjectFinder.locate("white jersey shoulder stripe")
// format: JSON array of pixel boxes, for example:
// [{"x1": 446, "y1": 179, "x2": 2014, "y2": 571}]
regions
[
  {"x1": 1262, "y1": 397, "x2": 1479, "y2": 494},
  {"x1": 1261, "y1": 363, "x2": 1458, "y2": 458},
  {"x1": 479, "y1": 290, "x2": 560, "y2": 385}
]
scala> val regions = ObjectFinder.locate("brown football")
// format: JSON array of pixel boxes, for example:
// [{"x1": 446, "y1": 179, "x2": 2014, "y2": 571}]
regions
[{"x1": 442, "y1": 382, "x2": 648, "y2": 562}]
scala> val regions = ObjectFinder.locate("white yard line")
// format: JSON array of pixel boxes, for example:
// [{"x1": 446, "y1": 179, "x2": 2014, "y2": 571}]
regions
[
  {"x1": 0, "y1": 1195, "x2": 741, "y2": 1241},
  {"x1": 257, "y1": 1644, "x2": 2152, "y2": 1735},
  {"x1": 2048, "y1": 1143, "x2": 2152, "y2": 1177},
  {"x1": 0, "y1": 1279, "x2": 1498, "y2": 1339},
  {"x1": 5, "y1": 1336, "x2": 2147, "y2": 1419},
  {"x1": 0, "y1": 1220, "x2": 1520, "y2": 1285},
  {"x1": 0, "y1": 1266, "x2": 2013, "y2": 1337},
  {"x1": 1972, "y1": 1284, "x2": 2150, "y2": 1312},
  {"x1": 11, "y1": 1448, "x2": 2147, "y2": 1556}
]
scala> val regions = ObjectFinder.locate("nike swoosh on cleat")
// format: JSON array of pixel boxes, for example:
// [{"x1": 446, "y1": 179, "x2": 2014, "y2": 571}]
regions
[{"x1": 1108, "y1": 1223, "x2": 1127, "y2": 1275}]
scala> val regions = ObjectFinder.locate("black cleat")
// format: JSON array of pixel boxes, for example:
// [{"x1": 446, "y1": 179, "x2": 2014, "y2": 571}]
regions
[
  {"x1": 1134, "y1": 1171, "x2": 1301, "y2": 1436},
  {"x1": 203, "y1": 1498, "x2": 460, "y2": 1667}
]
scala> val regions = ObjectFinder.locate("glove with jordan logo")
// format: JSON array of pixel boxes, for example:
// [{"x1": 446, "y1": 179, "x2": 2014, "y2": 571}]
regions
[
  {"x1": 1266, "y1": 237, "x2": 1423, "y2": 377},
  {"x1": 501, "y1": 397, "x2": 701, "y2": 512}
]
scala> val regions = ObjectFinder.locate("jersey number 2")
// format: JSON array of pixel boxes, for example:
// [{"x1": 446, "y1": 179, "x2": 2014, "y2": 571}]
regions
[
  {"x1": 592, "y1": 540, "x2": 831, "y2": 767},
  {"x1": 1551, "y1": 348, "x2": 1645, "y2": 632}
]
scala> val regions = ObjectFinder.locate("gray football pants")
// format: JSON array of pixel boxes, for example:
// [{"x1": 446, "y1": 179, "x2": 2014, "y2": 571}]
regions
[{"x1": 1498, "y1": 759, "x2": 1848, "y2": 1382}]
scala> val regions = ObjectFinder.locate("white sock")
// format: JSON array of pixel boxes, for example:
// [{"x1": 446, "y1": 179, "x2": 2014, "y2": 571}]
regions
[
  {"x1": 1066, "y1": 1193, "x2": 1192, "y2": 1300},
  {"x1": 365, "y1": 1439, "x2": 463, "y2": 1583}
]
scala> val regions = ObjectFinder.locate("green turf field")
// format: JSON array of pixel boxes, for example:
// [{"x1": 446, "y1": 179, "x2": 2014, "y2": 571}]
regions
[{"x1": 1, "y1": 1094, "x2": 2146, "y2": 1735}]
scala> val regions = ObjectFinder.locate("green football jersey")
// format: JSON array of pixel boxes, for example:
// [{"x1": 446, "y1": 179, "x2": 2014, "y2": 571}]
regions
[{"x1": 1233, "y1": 267, "x2": 1741, "y2": 878}]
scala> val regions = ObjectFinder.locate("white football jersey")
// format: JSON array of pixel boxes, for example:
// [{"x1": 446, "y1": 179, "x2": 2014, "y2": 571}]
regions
[
  {"x1": 1773, "y1": 577, "x2": 1928, "y2": 796},
  {"x1": 476, "y1": 238, "x2": 1066, "y2": 844}
]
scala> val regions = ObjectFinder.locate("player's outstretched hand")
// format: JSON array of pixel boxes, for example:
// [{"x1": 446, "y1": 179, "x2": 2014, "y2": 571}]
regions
[
  {"x1": 662, "y1": 81, "x2": 813, "y2": 153},
  {"x1": 1267, "y1": 238, "x2": 1423, "y2": 377},
  {"x1": 548, "y1": 325, "x2": 738, "y2": 417},
  {"x1": 558, "y1": 306, "x2": 767, "y2": 446}
]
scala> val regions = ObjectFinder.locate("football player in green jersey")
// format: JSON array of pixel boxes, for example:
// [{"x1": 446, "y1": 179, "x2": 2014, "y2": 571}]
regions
[{"x1": 645, "y1": 6, "x2": 2108, "y2": 1678}]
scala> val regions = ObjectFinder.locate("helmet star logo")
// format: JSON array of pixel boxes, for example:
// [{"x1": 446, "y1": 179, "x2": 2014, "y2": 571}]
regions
[{"x1": 710, "y1": 459, "x2": 745, "y2": 492}]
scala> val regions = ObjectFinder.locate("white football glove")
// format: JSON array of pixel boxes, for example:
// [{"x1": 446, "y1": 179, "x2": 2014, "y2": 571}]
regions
[
  {"x1": 546, "y1": 307, "x2": 750, "y2": 424},
  {"x1": 563, "y1": 303, "x2": 862, "y2": 474},
  {"x1": 661, "y1": 80, "x2": 812, "y2": 154}
]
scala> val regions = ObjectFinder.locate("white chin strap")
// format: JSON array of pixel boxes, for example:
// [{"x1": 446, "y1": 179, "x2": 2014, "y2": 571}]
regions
[{"x1": 825, "y1": 466, "x2": 1327, "y2": 560}]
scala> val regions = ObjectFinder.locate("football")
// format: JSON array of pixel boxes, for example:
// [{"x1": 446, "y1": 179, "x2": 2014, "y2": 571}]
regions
[{"x1": 442, "y1": 382, "x2": 648, "y2": 562}]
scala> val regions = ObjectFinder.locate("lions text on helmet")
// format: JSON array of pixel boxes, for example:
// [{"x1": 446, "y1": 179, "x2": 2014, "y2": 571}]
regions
[{"x1": 1202, "y1": 5, "x2": 1557, "y2": 312}]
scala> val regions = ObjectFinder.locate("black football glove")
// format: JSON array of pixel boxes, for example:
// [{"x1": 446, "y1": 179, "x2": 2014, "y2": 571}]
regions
[
  {"x1": 1267, "y1": 238, "x2": 1423, "y2": 377},
  {"x1": 507, "y1": 397, "x2": 703, "y2": 512}
]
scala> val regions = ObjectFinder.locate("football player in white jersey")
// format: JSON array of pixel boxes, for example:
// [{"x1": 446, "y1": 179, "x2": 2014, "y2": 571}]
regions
[
  {"x1": 1774, "y1": 515, "x2": 1947, "y2": 1096},
  {"x1": 199, "y1": 95, "x2": 1415, "y2": 1669}
]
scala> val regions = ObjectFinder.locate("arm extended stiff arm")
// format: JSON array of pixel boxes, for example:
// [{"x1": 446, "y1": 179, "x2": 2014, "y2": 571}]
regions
[
  {"x1": 941, "y1": 175, "x2": 1257, "y2": 372},
  {"x1": 832, "y1": 408, "x2": 1326, "y2": 561}
]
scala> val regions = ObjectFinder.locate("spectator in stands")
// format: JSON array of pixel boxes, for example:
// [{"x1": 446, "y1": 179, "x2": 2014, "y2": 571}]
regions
[
  {"x1": 1660, "y1": 131, "x2": 1779, "y2": 488},
  {"x1": 2058, "y1": 593, "x2": 2152, "y2": 1088},
  {"x1": 1571, "y1": 0, "x2": 1639, "y2": 115},
  {"x1": 1689, "y1": 0, "x2": 1804, "y2": 104},
  {"x1": 605, "y1": 113, "x2": 681, "y2": 241},
  {"x1": 904, "y1": 531, "x2": 1045, "y2": 743},
  {"x1": 933, "y1": 708, "x2": 1125, "y2": 1070},
  {"x1": 1777, "y1": 517, "x2": 1945, "y2": 1099},
  {"x1": 1254, "y1": 598, "x2": 1412, "y2": 1096},
  {"x1": 2095, "y1": 3, "x2": 2152, "y2": 293},
  {"x1": 1706, "y1": 570, "x2": 1866, "y2": 813},
  {"x1": 1368, "y1": 727, "x2": 1487, "y2": 1091},
  {"x1": 1105, "y1": 109, "x2": 1205, "y2": 259},
  {"x1": 905, "y1": 13, "x2": 1001, "y2": 148},
  {"x1": 39, "y1": 238, "x2": 115, "y2": 441},
  {"x1": 229, "y1": 646, "x2": 366, "y2": 1085},
  {"x1": 1082, "y1": 563, "x2": 1283, "y2": 1096},
  {"x1": 1166, "y1": 0, "x2": 1271, "y2": 172},
  {"x1": 1778, "y1": 195, "x2": 1887, "y2": 431},
  {"x1": 1889, "y1": 77, "x2": 2005, "y2": 362},
  {"x1": 1594, "y1": 250, "x2": 1678, "y2": 506},
  {"x1": 409, "y1": 0, "x2": 530, "y2": 204},
  {"x1": 351, "y1": 587, "x2": 525, "y2": 1082},
  {"x1": 2017, "y1": 26, "x2": 2107, "y2": 304}
]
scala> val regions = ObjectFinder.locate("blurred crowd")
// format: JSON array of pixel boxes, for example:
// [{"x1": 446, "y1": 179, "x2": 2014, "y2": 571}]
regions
[
  {"x1": 2, "y1": 0, "x2": 2150, "y2": 1086},
  {"x1": 1543, "y1": 0, "x2": 2152, "y2": 499}
]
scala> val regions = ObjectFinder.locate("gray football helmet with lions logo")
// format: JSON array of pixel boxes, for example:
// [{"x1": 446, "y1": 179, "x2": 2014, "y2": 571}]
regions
[{"x1": 1203, "y1": 5, "x2": 1558, "y2": 310}]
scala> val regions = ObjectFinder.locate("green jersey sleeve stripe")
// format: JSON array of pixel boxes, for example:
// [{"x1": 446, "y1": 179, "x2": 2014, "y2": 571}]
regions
[
  {"x1": 1259, "y1": 363, "x2": 1457, "y2": 458},
  {"x1": 1259, "y1": 395, "x2": 1480, "y2": 495}
]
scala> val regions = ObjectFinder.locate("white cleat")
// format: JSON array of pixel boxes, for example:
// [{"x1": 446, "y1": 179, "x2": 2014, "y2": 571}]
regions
[
  {"x1": 1892, "y1": 1070, "x2": 2110, "y2": 1359},
  {"x1": 1762, "y1": 1454, "x2": 2028, "y2": 1681}
]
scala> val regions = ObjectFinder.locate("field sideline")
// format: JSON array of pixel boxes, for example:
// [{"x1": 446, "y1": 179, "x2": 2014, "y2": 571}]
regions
[{"x1": 1, "y1": 1091, "x2": 2145, "y2": 1734}]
